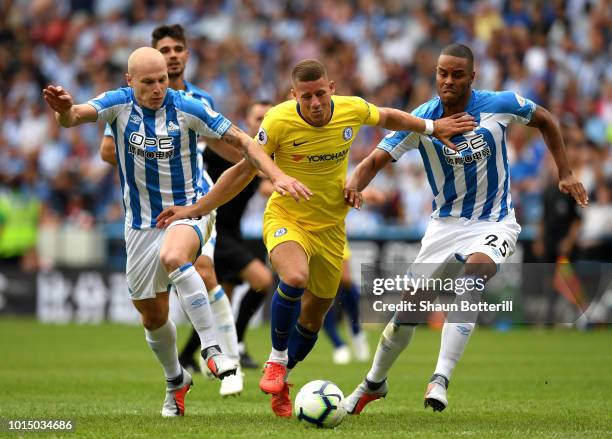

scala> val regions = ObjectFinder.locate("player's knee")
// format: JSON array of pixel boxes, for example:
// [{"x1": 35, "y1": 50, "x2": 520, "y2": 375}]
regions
[
  {"x1": 465, "y1": 253, "x2": 497, "y2": 280},
  {"x1": 159, "y1": 250, "x2": 189, "y2": 273},
  {"x1": 199, "y1": 269, "x2": 217, "y2": 290},
  {"x1": 141, "y1": 314, "x2": 167, "y2": 330},
  {"x1": 282, "y1": 271, "x2": 308, "y2": 289},
  {"x1": 252, "y1": 270, "x2": 274, "y2": 291},
  {"x1": 298, "y1": 317, "x2": 323, "y2": 333}
]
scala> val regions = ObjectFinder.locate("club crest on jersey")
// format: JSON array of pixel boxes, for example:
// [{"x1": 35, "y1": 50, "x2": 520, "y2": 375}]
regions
[
  {"x1": 167, "y1": 121, "x2": 179, "y2": 133},
  {"x1": 274, "y1": 227, "x2": 287, "y2": 237},
  {"x1": 257, "y1": 128, "x2": 268, "y2": 145},
  {"x1": 342, "y1": 127, "x2": 353, "y2": 141}
]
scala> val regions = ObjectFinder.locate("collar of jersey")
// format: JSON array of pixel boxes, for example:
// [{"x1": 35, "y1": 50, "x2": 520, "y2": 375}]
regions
[
  {"x1": 438, "y1": 89, "x2": 476, "y2": 119},
  {"x1": 296, "y1": 99, "x2": 335, "y2": 127}
]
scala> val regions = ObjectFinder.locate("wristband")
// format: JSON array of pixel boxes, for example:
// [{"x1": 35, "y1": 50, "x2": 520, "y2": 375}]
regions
[{"x1": 423, "y1": 119, "x2": 434, "y2": 135}]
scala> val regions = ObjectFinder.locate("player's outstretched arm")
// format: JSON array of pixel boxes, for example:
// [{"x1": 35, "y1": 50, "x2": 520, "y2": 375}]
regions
[
  {"x1": 42, "y1": 86, "x2": 98, "y2": 127},
  {"x1": 220, "y1": 124, "x2": 312, "y2": 201},
  {"x1": 206, "y1": 137, "x2": 244, "y2": 164},
  {"x1": 377, "y1": 108, "x2": 476, "y2": 150},
  {"x1": 528, "y1": 106, "x2": 588, "y2": 207},
  {"x1": 99, "y1": 135, "x2": 117, "y2": 166},
  {"x1": 344, "y1": 149, "x2": 392, "y2": 209},
  {"x1": 156, "y1": 159, "x2": 258, "y2": 228}
]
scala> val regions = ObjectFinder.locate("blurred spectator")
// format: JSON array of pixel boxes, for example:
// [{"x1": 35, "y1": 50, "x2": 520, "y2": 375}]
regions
[{"x1": 0, "y1": 0, "x2": 608, "y2": 245}]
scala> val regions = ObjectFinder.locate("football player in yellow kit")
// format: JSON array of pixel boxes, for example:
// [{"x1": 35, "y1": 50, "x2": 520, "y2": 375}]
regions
[{"x1": 156, "y1": 58, "x2": 476, "y2": 417}]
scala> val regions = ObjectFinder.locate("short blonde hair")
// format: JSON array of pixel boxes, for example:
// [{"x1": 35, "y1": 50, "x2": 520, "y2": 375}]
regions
[{"x1": 291, "y1": 59, "x2": 327, "y2": 83}]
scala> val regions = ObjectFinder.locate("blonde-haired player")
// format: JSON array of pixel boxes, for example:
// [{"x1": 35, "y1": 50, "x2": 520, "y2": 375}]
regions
[{"x1": 155, "y1": 58, "x2": 476, "y2": 417}]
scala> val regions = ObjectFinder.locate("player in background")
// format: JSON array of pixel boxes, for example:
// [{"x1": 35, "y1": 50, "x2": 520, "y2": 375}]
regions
[
  {"x1": 44, "y1": 47, "x2": 310, "y2": 417},
  {"x1": 99, "y1": 24, "x2": 245, "y2": 396},
  {"x1": 155, "y1": 58, "x2": 477, "y2": 417},
  {"x1": 342, "y1": 43, "x2": 588, "y2": 414},
  {"x1": 201, "y1": 100, "x2": 275, "y2": 370}
]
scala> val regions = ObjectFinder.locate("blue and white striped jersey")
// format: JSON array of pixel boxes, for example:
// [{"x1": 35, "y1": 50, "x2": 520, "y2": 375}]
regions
[
  {"x1": 90, "y1": 86, "x2": 231, "y2": 230},
  {"x1": 378, "y1": 89, "x2": 536, "y2": 222},
  {"x1": 103, "y1": 80, "x2": 216, "y2": 195}
]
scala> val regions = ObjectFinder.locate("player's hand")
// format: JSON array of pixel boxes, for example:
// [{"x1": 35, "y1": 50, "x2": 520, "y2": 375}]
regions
[
  {"x1": 42, "y1": 85, "x2": 74, "y2": 114},
  {"x1": 156, "y1": 205, "x2": 197, "y2": 229},
  {"x1": 344, "y1": 187, "x2": 363, "y2": 209},
  {"x1": 272, "y1": 174, "x2": 312, "y2": 202},
  {"x1": 559, "y1": 174, "x2": 589, "y2": 208},
  {"x1": 433, "y1": 112, "x2": 477, "y2": 150}
]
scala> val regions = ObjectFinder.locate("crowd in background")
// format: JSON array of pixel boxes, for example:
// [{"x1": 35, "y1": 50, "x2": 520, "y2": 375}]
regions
[{"x1": 0, "y1": 0, "x2": 610, "y2": 263}]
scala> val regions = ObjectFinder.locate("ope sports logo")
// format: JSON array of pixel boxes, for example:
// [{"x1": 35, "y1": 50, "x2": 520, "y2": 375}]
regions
[
  {"x1": 128, "y1": 132, "x2": 175, "y2": 159},
  {"x1": 274, "y1": 227, "x2": 287, "y2": 237}
]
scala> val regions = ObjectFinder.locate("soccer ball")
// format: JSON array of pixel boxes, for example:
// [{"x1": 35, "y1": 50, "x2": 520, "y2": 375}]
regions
[{"x1": 294, "y1": 380, "x2": 347, "y2": 428}]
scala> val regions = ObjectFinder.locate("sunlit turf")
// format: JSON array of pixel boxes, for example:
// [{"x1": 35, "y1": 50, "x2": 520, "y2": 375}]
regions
[{"x1": 0, "y1": 319, "x2": 610, "y2": 438}]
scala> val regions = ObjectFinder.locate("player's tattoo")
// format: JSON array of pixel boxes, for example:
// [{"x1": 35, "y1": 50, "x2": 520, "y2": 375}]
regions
[{"x1": 222, "y1": 124, "x2": 262, "y2": 170}]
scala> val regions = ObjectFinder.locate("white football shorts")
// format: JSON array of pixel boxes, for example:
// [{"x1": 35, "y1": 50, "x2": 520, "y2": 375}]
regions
[
  {"x1": 125, "y1": 213, "x2": 215, "y2": 300},
  {"x1": 409, "y1": 213, "x2": 521, "y2": 280}
]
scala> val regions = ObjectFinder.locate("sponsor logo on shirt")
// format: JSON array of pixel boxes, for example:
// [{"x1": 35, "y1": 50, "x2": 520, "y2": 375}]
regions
[
  {"x1": 274, "y1": 227, "x2": 287, "y2": 237},
  {"x1": 128, "y1": 132, "x2": 174, "y2": 159},
  {"x1": 443, "y1": 133, "x2": 491, "y2": 166}
]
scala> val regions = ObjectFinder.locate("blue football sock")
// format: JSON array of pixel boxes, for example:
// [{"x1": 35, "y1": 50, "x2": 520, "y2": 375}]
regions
[
  {"x1": 339, "y1": 283, "x2": 361, "y2": 335},
  {"x1": 270, "y1": 281, "x2": 303, "y2": 351},
  {"x1": 323, "y1": 307, "x2": 345, "y2": 348},
  {"x1": 287, "y1": 322, "x2": 319, "y2": 369}
]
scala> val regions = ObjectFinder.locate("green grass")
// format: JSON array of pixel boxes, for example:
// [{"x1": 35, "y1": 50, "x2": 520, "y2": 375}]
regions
[{"x1": 0, "y1": 319, "x2": 610, "y2": 438}]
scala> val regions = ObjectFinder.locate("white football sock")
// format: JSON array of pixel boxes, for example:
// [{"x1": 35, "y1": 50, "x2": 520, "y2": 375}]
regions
[
  {"x1": 268, "y1": 347, "x2": 288, "y2": 365},
  {"x1": 366, "y1": 320, "x2": 416, "y2": 383},
  {"x1": 145, "y1": 319, "x2": 182, "y2": 380},
  {"x1": 169, "y1": 264, "x2": 217, "y2": 350},
  {"x1": 433, "y1": 279, "x2": 481, "y2": 381},
  {"x1": 209, "y1": 285, "x2": 239, "y2": 362},
  {"x1": 434, "y1": 322, "x2": 475, "y2": 380}
]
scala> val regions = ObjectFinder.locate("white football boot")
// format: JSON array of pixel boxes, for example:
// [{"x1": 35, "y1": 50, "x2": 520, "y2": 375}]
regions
[
  {"x1": 344, "y1": 379, "x2": 388, "y2": 414},
  {"x1": 424, "y1": 374, "x2": 449, "y2": 412},
  {"x1": 161, "y1": 368, "x2": 192, "y2": 417},
  {"x1": 219, "y1": 367, "x2": 244, "y2": 397}
]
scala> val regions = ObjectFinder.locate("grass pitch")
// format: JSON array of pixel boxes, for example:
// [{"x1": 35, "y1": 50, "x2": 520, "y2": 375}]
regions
[{"x1": 0, "y1": 319, "x2": 610, "y2": 438}]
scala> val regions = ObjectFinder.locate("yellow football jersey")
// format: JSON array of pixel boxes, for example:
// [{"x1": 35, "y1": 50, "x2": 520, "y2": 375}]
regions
[{"x1": 256, "y1": 95, "x2": 380, "y2": 231}]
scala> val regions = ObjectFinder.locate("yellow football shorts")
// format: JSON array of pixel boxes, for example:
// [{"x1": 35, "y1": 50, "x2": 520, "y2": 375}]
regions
[
  {"x1": 343, "y1": 241, "x2": 351, "y2": 261},
  {"x1": 263, "y1": 213, "x2": 345, "y2": 299}
]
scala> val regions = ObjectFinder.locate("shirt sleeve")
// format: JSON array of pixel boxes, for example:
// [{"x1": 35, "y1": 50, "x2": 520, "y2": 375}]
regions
[
  {"x1": 179, "y1": 94, "x2": 232, "y2": 139},
  {"x1": 87, "y1": 88, "x2": 131, "y2": 124},
  {"x1": 495, "y1": 91, "x2": 537, "y2": 125},
  {"x1": 377, "y1": 130, "x2": 421, "y2": 160},
  {"x1": 376, "y1": 103, "x2": 431, "y2": 160},
  {"x1": 357, "y1": 97, "x2": 380, "y2": 126}
]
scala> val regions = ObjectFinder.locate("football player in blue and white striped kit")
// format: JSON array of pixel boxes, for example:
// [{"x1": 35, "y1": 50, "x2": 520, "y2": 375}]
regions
[
  {"x1": 344, "y1": 44, "x2": 588, "y2": 414},
  {"x1": 43, "y1": 47, "x2": 310, "y2": 418},
  {"x1": 99, "y1": 24, "x2": 246, "y2": 397}
]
